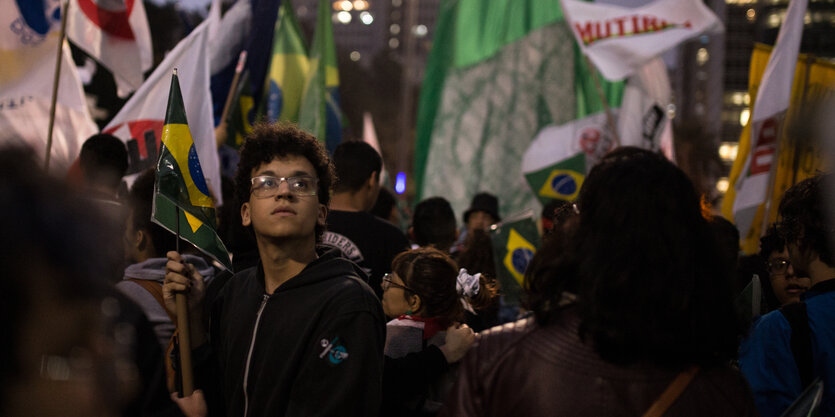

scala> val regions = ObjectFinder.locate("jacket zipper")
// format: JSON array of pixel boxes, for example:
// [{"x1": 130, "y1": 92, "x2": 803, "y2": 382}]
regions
[{"x1": 242, "y1": 294, "x2": 269, "y2": 417}]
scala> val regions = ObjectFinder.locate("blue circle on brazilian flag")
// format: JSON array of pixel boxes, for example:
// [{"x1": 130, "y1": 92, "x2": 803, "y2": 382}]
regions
[
  {"x1": 550, "y1": 174, "x2": 577, "y2": 196},
  {"x1": 511, "y1": 248, "x2": 535, "y2": 274}
]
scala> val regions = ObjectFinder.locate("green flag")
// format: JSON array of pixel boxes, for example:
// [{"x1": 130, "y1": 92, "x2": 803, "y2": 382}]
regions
[
  {"x1": 299, "y1": 0, "x2": 343, "y2": 151},
  {"x1": 154, "y1": 71, "x2": 232, "y2": 271},
  {"x1": 489, "y1": 211, "x2": 540, "y2": 306},
  {"x1": 414, "y1": 0, "x2": 623, "y2": 215}
]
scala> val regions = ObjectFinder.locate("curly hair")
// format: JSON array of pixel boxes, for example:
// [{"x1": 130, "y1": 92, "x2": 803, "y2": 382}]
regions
[
  {"x1": 524, "y1": 147, "x2": 741, "y2": 368},
  {"x1": 392, "y1": 247, "x2": 497, "y2": 324},
  {"x1": 234, "y1": 122, "x2": 336, "y2": 241},
  {"x1": 778, "y1": 174, "x2": 834, "y2": 266}
]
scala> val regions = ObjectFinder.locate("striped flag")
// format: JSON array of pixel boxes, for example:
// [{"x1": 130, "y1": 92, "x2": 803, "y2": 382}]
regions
[{"x1": 153, "y1": 70, "x2": 231, "y2": 271}]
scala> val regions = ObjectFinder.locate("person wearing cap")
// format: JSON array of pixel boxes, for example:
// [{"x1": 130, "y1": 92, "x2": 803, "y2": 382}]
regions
[{"x1": 452, "y1": 193, "x2": 501, "y2": 255}]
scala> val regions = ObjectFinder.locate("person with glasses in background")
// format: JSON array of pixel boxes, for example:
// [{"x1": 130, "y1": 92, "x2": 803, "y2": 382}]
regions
[
  {"x1": 162, "y1": 123, "x2": 385, "y2": 417},
  {"x1": 381, "y1": 247, "x2": 496, "y2": 416},
  {"x1": 740, "y1": 175, "x2": 835, "y2": 417},
  {"x1": 758, "y1": 225, "x2": 811, "y2": 309}
]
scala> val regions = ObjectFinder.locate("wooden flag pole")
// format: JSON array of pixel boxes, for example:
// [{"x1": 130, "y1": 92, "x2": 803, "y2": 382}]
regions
[
  {"x1": 174, "y1": 206, "x2": 195, "y2": 396},
  {"x1": 583, "y1": 55, "x2": 621, "y2": 147},
  {"x1": 219, "y1": 51, "x2": 248, "y2": 125},
  {"x1": 45, "y1": 0, "x2": 70, "y2": 170}
]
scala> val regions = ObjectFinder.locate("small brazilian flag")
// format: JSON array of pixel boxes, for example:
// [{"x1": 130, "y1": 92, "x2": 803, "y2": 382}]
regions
[
  {"x1": 524, "y1": 152, "x2": 586, "y2": 204},
  {"x1": 261, "y1": 0, "x2": 309, "y2": 124},
  {"x1": 489, "y1": 211, "x2": 540, "y2": 306},
  {"x1": 299, "y1": 0, "x2": 343, "y2": 153},
  {"x1": 153, "y1": 70, "x2": 233, "y2": 271}
]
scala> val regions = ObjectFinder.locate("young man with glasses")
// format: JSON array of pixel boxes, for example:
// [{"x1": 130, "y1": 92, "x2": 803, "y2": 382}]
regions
[
  {"x1": 739, "y1": 175, "x2": 835, "y2": 417},
  {"x1": 758, "y1": 225, "x2": 811, "y2": 308},
  {"x1": 163, "y1": 123, "x2": 385, "y2": 416}
]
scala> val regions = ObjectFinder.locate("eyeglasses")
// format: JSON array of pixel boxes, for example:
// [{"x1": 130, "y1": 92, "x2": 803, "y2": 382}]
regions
[
  {"x1": 381, "y1": 273, "x2": 419, "y2": 294},
  {"x1": 250, "y1": 175, "x2": 318, "y2": 198},
  {"x1": 768, "y1": 258, "x2": 791, "y2": 275}
]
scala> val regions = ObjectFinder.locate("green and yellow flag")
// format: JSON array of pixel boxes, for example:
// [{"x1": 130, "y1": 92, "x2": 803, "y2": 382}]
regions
[
  {"x1": 261, "y1": 0, "x2": 310, "y2": 123},
  {"x1": 489, "y1": 211, "x2": 540, "y2": 306},
  {"x1": 524, "y1": 152, "x2": 586, "y2": 204},
  {"x1": 299, "y1": 0, "x2": 343, "y2": 152},
  {"x1": 154, "y1": 70, "x2": 232, "y2": 270}
]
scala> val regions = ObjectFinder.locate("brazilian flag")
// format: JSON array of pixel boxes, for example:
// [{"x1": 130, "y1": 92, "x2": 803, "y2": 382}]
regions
[
  {"x1": 299, "y1": 0, "x2": 343, "y2": 153},
  {"x1": 261, "y1": 0, "x2": 309, "y2": 124},
  {"x1": 153, "y1": 70, "x2": 233, "y2": 271},
  {"x1": 524, "y1": 152, "x2": 586, "y2": 204},
  {"x1": 489, "y1": 211, "x2": 540, "y2": 306}
]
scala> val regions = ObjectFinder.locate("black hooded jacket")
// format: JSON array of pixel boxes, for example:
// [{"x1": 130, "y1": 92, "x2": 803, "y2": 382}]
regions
[{"x1": 193, "y1": 249, "x2": 385, "y2": 417}]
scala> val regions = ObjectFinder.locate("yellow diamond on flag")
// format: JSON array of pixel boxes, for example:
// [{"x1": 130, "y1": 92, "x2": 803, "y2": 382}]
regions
[
  {"x1": 503, "y1": 228, "x2": 536, "y2": 286},
  {"x1": 538, "y1": 169, "x2": 584, "y2": 201},
  {"x1": 184, "y1": 211, "x2": 204, "y2": 233}
]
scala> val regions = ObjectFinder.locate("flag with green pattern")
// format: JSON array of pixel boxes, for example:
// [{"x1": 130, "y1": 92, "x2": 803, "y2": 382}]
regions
[
  {"x1": 489, "y1": 211, "x2": 540, "y2": 306},
  {"x1": 154, "y1": 70, "x2": 232, "y2": 270}
]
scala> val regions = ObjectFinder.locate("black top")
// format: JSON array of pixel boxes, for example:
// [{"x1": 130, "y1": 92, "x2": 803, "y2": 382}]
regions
[
  {"x1": 323, "y1": 210, "x2": 410, "y2": 298},
  {"x1": 193, "y1": 249, "x2": 386, "y2": 417}
]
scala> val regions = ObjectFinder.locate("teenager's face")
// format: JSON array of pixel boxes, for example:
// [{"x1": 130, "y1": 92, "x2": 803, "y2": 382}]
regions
[
  {"x1": 241, "y1": 155, "x2": 326, "y2": 242},
  {"x1": 769, "y1": 248, "x2": 811, "y2": 305}
]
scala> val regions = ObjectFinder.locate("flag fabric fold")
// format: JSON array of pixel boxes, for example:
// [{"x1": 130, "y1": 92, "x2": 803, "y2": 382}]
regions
[
  {"x1": 298, "y1": 0, "x2": 343, "y2": 152},
  {"x1": 154, "y1": 70, "x2": 232, "y2": 271},
  {"x1": 104, "y1": 19, "x2": 221, "y2": 205},
  {"x1": 489, "y1": 211, "x2": 540, "y2": 306},
  {"x1": 561, "y1": 0, "x2": 721, "y2": 81},
  {"x1": 730, "y1": 0, "x2": 808, "y2": 240},
  {"x1": 414, "y1": 0, "x2": 623, "y2": 217},
  {"x1": 66, "y1": 0, "x2": 152, "y2": 97},
  {"x1": 262, "y1": 0, "x2": 309, "y2": 124},
  {"x1": 0, "y1": 0, "x2": 97, "y2": 172}
]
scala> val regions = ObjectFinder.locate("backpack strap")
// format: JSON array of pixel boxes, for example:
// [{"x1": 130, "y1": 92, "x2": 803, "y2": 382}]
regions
[
  {"x1": 126, "y1": 278, "x2": 176, "y2": 324},
  {"x1": 780, "y1": 302, "x2": 814, "y2": 389},
  {"x1": 642, "y1": 366, "x2": 700, "y2": 417}
]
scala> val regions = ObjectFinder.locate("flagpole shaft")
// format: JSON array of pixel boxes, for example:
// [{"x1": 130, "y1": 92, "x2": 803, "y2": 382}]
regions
[
  {"x1": 174, "y1": 206, "x2": 194, "y2": 396},
  {"x1": 45, "y1": 0, "x2": 71, "y2": 171},
  {"x1": 220, "y1": 51, "x2": 248, "y2": 125},
  {"x1": 583, "y1": 55, "x2": 621, "y2": 147}
]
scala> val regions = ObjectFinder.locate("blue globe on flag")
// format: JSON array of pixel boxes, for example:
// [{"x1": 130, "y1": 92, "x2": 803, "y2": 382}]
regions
[
  {"x1": 511, "y1": 247, "x2": 535, "y2": 274},
  {"x1": 550, "y1": 174, "x2": 578, "y2": 196}
]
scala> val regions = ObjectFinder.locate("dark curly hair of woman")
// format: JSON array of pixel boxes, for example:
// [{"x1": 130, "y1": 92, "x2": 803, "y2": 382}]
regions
[
  {"x1": 234, "y1": 122, "x2": 336, "y2": 241},
  {"x1": 524, "y1": 147, "x2": 741, "y2": 369},
  {"x1": 778, "y1": 174, "x2": 834, "y2": 266}
]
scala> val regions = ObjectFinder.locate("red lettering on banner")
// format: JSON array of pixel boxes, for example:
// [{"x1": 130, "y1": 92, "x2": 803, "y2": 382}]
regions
[
  {"x1": 614, "y1": 16, "x2": 627, "y2": 35},
  {"x1": 632, "y1": 15, "x2": 642, "y2": 33},
  {"x1": 575, "y1": 22, "x2": 595, "y2": 44},
  {"x1": 750, "y1": 147, "x2": 775, "y2": 175},
  {"x1": 749, "y1": 118, "x2": 780, "y2": 175}
]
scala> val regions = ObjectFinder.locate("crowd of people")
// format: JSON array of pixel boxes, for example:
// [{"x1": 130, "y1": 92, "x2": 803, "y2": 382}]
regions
[{"x1": 1, "y1": 121, "x2": 833, "y2": 417}]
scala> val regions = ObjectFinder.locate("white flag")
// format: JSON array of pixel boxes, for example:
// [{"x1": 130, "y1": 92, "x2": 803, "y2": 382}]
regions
[
  {"x1": 616, "y1": 57, "x2": 675, "y2": 162},
  {"x1": 522, "y1": 111, "x2": 619, "y2": 176},
  {"x1": 733, "y1": 0, "x2": 808, "y2": 234},
  {"x1": 105, "y1": 19, "x2": 222, "y2": 204},
  {"x1": 562, "y1": 0, "x2": 721, "y2": 81},
  {"x1": 66, "y1": 0, "x2": 152, "y2": 97},
  {"x1": 0, "y1": 0, "x2": 97, "y2": 173}
]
